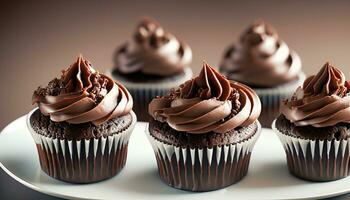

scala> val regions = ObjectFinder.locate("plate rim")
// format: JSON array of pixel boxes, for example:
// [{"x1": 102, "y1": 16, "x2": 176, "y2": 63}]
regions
[
  {"x1": 1, "y1": 114, "x2": 350, "y2": 200},
  {"x1": 0, "y1": 115, "x2": 93, "y2": 200}
]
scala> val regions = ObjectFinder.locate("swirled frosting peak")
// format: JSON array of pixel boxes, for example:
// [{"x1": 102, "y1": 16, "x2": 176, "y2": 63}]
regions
[
  {"x1": 220, "y1": 20, "x2": 302, "y2": 87},
  {"x1": 33, "y1": 55, "x2": 133, "y2": 125},
  {"x1": 303, "y1": 62, "x2": 348, "y2": 96},
  {"x1": 280, "y1": 62, "x2": 350, "y2": 127},
  {"x1": 180, "y1": 62, "x2": 231, "y2": 101},
  {"x1": 114, "y1": 17, "x2": 192, "y2": 76},
  {"x1": 149, "y1": 62, "x2": 261, "y2": 134}
]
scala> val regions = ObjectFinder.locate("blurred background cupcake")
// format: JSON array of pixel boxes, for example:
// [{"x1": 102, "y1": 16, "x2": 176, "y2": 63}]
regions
[
  {"x1": 147, "y1": 62, "x2": 261, "y2": 191},
  {"x1": 273, "y1": 62, "x2": 350, "y2": 181},
  {"x1": 28, "y1": 55, "x2": 136, "y2": 183},
  {"x1": 220, "y1": 20, "x2": 305, "y2": 128},
  {"x1": 110, "y1": 17, "x2": 193, "y2": 121}
]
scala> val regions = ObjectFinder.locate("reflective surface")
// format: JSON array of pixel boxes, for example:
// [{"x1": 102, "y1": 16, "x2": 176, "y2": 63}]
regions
[
  {"x1": 2, "y1": 116, "x2": 350, "y2": 199},
  {"x1": 1, "y1": 0, "x2": 350, "y2": 129}
]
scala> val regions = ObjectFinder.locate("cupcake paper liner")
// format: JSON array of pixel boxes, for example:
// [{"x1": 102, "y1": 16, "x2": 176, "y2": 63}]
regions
[
  {"x1": 272, "y1": 120, "x2": 350, "y2": 181},
  {"x1": 127, "y1": 87, "x2": 171, "y2": 122},
  {"x1": 107, "y1": 68, "x2": 193, "y2": 121},
  {"x1": 26, "y1": 109, "x2": 137, "y2": 183},
  {"x1": 254, "y1": 72, "x2": 306, "y2": 128},
  {"x1": 145, "y1": 122, "x2": 261, "y2": 191}
]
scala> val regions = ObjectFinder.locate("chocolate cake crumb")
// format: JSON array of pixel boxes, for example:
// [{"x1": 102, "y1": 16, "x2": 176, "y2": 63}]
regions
[
  {"x1": 30, "y1": 109, "x2": 133, "y2": 140},
  {"x1": 275, "y1": 114, "x2": 350, "y2": 140},
  {"x1": 34, "y1": 71, "x2": 109, "y2": 104},
  {"x1": 89, "y1": 73, "x2": 108, "y2": 103},
  {"x1": 34, "y1": 78, "x2": 64, "y2": 97},
  {"x1": 228, "y1": 88, "x2": 241, "y2": 116},
  {"x1": 149, "y1": 117, "x2": 258, "y2": 148}
]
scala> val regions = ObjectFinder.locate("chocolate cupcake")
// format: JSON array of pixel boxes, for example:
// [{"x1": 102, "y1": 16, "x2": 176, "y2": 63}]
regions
[
  {"x1": 220, "y1": 20, "x2": 305, "y2": 128},
  {"x1": 27, "y1": 55, "x2": 136, "y2": 183},
  {"x1": 109, "y1": 17, "x2": 193, "y2": 121},
  {"x1": 147, "y1": 62, "x2": 262, "y2": 191},
  {"x1": 273, "y1": 62, "x2": 350, "y2": 181}
]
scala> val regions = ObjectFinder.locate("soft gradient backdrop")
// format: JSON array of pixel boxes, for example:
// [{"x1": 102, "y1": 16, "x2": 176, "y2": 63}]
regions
[
  {"x1": 1, "y1": 1, "x2": 350, "y2": 199},
  {"x1": 1, "y1": 0, "x2": 350, "y2": 129}
]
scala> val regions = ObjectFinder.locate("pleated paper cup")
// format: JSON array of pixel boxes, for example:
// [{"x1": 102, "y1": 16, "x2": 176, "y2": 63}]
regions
[
  {"x1": 145, "y1": 122, "x2": 262, "y2": 191},
  {"x1": 26, "y1": 108, "x2": 137, "y2": 183},
  {"x1": 106, "y1": 68, "x2": 193, "y2": 121},
  {"x1": 254, "y1": 72, "x2": 305, "y2": 128},
  {"x1": 272, "y1": 120, "x2": 350, "y2": 181}
]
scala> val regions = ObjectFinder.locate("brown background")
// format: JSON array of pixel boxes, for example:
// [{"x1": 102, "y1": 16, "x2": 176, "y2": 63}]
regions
[
  {"x1": 1, "y1": 0, "x2": 350, "y2": 129},
  {"x1": 1, "y1": 0, "x2": 350, "y2": 199}
]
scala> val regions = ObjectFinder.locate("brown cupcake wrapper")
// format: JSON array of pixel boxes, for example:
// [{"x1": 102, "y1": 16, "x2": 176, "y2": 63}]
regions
[
  {"x1": 26, "y1": 109, "x2": 137, "y2": 183},
  {"x1": 128, "y1": 87, "x2": 171, "y2": 122},
  {"x1": 106, "y1": 68, "x2": 193, "y2": 90},
  {"x1": 106, "y1": 68, "x2": 193, "y2": 122},
  {"x1": 255, "y1": 72, "x2": 306, "y2": 128},
  {"x1": 145, "y1": 122, "x2": 261, "y2": 191},
  {"x1": 272, "y1": 120, "x2": 350, "y2": 181}
]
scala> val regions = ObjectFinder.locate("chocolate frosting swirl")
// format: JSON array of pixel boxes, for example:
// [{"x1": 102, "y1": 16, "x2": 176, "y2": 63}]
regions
[
  {"x1": 33, "y1": 55, "x2": 133, "y2": 125},
  {"x1": 220, "y1": 20, "x2": 302, "y2": 87},
  {"x1": 114, "y1": 17, "x2": 192, "y2": 76},
  {"x1": 280, "y1": 62, "x2": 350, "y2": 127},
  {"x1": 149, "y1": 62, "x2": 261, "y2": 134}
]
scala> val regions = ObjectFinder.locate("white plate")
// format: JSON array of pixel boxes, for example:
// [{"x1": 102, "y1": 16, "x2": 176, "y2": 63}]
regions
[{"x1": 1, "y1": 115, "x2": 350, "y2": 200}]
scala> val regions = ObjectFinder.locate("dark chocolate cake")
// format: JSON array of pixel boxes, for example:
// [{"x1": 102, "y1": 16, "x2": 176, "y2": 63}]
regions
[
  {"x1": 220, "y1": 20, "x2": 305, "y2": 128},
  {"x1": 147, "y1": 62, "x2": 262, "y2": 191},
  {"x1": 28, "y1": 55, "x2": 135, "y2": 183},
  {"x1": 30, "y1": 109, "x2": 133, "y2": 140},
  {"x1": 111, "y1": 17, "x2": 193, "y2": 121},
  {"x1": 275, "y1": 62, "x2": 350, "y2": 181},
  {"x1": 149, "y1": 117, "x2": 258, "y2": 148}
]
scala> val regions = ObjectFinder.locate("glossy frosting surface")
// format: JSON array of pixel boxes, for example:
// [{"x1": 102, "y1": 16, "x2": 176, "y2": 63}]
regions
[
  {"x1": 149, "y1": 62, "x2": 261, "y2": 134},
  {"x1": 114, "y1": 17, "x2": 192, "y2": 77},
  {"x1": 33, "y1": 56, "x2": 133, "y2": 125},
  {"x1": 220, "y1": 20, "x2": 302, "y2": 87},
  {"x1": 280, "y1": 62, "x2": 350, "y2": 127}
]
